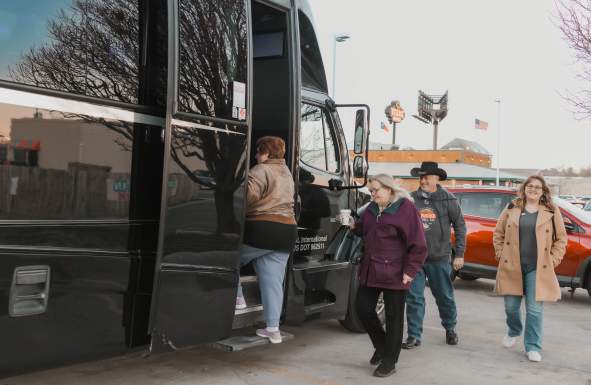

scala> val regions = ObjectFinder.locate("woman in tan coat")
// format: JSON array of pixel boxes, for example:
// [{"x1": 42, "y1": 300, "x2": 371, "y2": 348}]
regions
[{"x1": 493, "y1": 175, "x2": 567, "y2": 362}]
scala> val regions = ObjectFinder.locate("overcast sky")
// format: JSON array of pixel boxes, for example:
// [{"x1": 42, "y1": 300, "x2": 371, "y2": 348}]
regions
[{"x1": 310, "y1": 0, "x2": 590, "y2": 170}]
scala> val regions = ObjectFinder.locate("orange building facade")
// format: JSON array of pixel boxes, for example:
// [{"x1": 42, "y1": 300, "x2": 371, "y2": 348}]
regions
[{"x1": 367, "y1": 149, "x2": 492, "y2": 168}]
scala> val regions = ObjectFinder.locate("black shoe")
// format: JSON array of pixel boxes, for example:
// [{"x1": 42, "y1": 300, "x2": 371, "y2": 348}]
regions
[
  {"x1": 446, "y1": 329, "x2": 459, "y2": 345},
  {"x1": 373, "y1": 362, "x2": 396, "y2": 377},
  {"x1": 401, "y1": 337, "x2": 421, "y2": 349},
  {"x1": 370, "y1": 350, "x2": 382, "y2": 365}
]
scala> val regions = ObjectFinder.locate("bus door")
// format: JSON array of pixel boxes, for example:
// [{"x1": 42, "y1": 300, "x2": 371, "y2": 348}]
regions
[
  {"x1": 148, "y1": 0, "x2": 251, "y2": 351},
  {"x1": 285, "y1": 94, "x2": 369, "y2": 324}
]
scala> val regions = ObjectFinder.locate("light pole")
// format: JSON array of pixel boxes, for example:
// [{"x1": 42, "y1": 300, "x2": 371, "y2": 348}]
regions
[
  {"x1": 494, "y1": 97, "x2": 501, "y2": 186},
  {"x1": 331, "y1": 33, "x2": 350, "y2": 100}
]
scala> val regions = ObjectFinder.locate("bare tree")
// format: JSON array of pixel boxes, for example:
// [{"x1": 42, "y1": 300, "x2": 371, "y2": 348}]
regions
[{"x1": 557, "y1": 0, "x2": 591, "y2": 119}]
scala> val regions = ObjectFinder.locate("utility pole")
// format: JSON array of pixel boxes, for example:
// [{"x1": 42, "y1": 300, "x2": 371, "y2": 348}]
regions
[
  {"x1": 495, "y1": 97, "x2": 501, "y2": 186},
  {"x1": 331, "y1": 34, "x2": 350, "y2": 99}
]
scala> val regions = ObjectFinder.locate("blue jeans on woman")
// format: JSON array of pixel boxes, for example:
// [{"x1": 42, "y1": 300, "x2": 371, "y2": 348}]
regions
[
  {"x1": 237, "y1": 244, "x2": 289, "y2": 328},
  {"x1": 504, "y1": 264, "x2": 544, "y2": 352}
]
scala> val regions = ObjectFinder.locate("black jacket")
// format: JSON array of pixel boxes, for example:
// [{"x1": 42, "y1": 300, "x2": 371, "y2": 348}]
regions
[{"x1": 411, "y1": 185, "x2": 466, "y2": 262}]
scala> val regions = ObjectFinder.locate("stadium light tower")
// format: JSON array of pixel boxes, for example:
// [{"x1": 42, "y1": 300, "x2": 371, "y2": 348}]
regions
[{"x1": 412, "y1": 90, "x2": 448, "y2": 150}]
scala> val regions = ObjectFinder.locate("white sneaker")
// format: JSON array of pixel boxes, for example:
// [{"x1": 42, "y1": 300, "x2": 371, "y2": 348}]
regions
[
  {"x1": 235, "y1": 296, "x2": 247, "y2": 310},
  {"x1": 256, "y1": 328, "x2": 282, "y2": 344},
  {"x1": 502, "y1": 335, "x2": 516, "y2": 348},
  {"x1": 527, "y1": 351, "x2": 542, "y2": 362}
]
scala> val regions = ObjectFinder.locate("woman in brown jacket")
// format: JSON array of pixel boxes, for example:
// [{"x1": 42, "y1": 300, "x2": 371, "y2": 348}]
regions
[
  {"x1": 235, "y1": 136, "x2": 297, "y2": 344},
  {"x1": 493, "y1": 175, "x2": 567, "y2": 362}
]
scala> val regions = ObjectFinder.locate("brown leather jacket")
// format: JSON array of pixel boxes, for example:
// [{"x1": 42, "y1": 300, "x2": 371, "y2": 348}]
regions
[{"x1": 246, "y1": 159, "x2": 296, "y2": 224}]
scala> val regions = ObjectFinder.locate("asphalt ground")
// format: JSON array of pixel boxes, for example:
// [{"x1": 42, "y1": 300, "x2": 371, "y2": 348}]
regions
[{"x1": 4, "y1": 278, "x2": 591, "y2": 385}]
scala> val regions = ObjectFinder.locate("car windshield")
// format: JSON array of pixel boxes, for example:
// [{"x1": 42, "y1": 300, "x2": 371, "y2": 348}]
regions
[{"x1": 554, "y1": 197, "x2": 591, "y2": 224}]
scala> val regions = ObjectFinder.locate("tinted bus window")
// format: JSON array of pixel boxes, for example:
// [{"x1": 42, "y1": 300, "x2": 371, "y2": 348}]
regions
[
  {"x1": 0, "y1": 104, "x2": 133, "y2": 221},
  {"x1": 298, "y1": 11, "x2": 327, "y2": 93},
  {"x1": 0, "y1": 1, "x2": 167, "y2": 110},
  {"x1": 177, "y1": 0, "x2": 248, "y2": 121},
  {"x1": 300, "y1": 104, "x2": 339, "y2": 173}
]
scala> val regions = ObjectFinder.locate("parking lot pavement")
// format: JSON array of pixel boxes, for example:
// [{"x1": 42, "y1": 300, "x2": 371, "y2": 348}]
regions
[{"x1": 5, "y1": 279, "x2": 591, "y2": 385}]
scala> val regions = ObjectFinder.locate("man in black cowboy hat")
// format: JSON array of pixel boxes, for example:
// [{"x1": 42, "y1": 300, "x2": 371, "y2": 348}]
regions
[{"x1": 402, "y1": 162, "x2": 466, "y2": 349}]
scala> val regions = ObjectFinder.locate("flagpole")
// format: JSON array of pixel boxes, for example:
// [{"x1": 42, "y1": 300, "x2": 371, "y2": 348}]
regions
[{"x1": 495, "y1": 98, "x2": 501, "y2": 186}]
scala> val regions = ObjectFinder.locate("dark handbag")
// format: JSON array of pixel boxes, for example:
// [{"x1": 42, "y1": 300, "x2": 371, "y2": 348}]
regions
[{"x1": 335, "y1": 230, "x2": 363, "y2": 265}]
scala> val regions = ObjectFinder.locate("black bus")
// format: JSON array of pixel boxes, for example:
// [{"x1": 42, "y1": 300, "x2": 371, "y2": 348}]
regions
[{"x1": 0, "y1": 0, "x2": 371, "y2": 376}]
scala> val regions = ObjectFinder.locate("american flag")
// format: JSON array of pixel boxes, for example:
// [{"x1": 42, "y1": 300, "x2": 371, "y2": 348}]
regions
[
  {"x1": 475, "y1": 118, "x2": 488, "y2": 130},
  {"x1": 381, "y1": 121, "x2": 390, "y2": 133}
]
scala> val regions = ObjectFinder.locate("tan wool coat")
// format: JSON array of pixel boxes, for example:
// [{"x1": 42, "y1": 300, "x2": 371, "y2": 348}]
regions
[{"x1": 493, "y1": 203, "x2": 567, "y2": 302}]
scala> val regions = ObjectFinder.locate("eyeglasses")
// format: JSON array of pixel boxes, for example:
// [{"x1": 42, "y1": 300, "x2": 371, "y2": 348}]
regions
[
  {"x1": 369, "y1": 187, "x2": 384, "y2": 194},
  {"x1": 525, "y1": 184, "x2": 543, "y2": 191}
]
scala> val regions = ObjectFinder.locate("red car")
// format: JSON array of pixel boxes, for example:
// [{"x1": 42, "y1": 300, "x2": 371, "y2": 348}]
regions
[{"x1": 447, "y1": 186, "x2": 591, "y2": 298}]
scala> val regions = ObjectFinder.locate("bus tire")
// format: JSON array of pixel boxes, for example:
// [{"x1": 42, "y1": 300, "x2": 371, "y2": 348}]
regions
[{"x1": 339, "y1": 264, "x2": 385, "y2": 333}]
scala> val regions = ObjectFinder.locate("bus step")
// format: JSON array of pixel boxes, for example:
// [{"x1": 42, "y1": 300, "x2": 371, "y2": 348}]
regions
[{"x1": 213, "y1": 331, "x2": 294, "y2": 352}]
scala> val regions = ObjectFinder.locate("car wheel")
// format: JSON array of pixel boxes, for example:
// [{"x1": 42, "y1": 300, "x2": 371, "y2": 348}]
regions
[{"x1": 339, "y1": 264, "x2": 385, "y2": 333}]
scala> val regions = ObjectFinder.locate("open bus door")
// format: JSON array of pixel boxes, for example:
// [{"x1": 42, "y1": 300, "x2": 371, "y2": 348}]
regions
[{"x1": 147, "y1": 0, "x2": 250, "y2": 352}]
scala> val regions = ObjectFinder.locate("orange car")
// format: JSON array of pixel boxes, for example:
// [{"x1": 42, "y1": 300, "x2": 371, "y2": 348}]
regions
[{"x1": 447, "y1": 186, "x2": 591, "y2": 298}]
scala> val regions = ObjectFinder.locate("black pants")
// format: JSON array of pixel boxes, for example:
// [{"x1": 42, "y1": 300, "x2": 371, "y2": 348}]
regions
[{"x1": 356, "y1": 286, "x2": 406, "y2": 365}]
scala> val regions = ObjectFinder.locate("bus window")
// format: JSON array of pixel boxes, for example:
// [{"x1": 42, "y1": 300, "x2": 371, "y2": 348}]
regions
[
  {"x1": 300, "y1": 104, "x2": 340, "y2": 174},
  {"x1": 177, "y1": 0, "x2": 248, "y2": 121},
  {"x1": 298, "y1": 11, "x2": 327, "y2": 93},
  {"x1": 0, "y1": 1, "x2": 153, "y2": 106}
]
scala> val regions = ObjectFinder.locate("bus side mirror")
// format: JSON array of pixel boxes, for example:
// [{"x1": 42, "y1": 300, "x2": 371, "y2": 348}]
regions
[
  {"x1": 353, "y1": 109, "x2": 367, "y2": 154},
  {"x1": 353, "y1": 156, "x2": 366, "y2": 179}
]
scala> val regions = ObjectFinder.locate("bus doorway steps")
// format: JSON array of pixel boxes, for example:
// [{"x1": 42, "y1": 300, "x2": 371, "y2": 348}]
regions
[{"x1": 212, "y1": 331, "x2": 294, "y2": 352}]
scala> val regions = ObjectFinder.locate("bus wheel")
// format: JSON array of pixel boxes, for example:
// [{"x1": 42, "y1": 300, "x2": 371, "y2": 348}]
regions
[{"x1": 339, "y1": 265, "x2": 385, "y2": 333}]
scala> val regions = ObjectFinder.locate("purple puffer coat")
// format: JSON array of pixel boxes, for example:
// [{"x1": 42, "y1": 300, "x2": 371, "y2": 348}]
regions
[{"x1": 353, "y1": 198, "x2": 427, "y2": 290}]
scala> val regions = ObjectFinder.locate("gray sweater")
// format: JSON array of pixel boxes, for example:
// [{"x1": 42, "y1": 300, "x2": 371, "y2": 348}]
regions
[{"x1": 411, "y1": 186, "x2": 467, "y2": 262}]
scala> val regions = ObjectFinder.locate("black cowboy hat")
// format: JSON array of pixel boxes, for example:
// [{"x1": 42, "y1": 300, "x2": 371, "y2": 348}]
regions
[{"x1": 410, "y1": 161, "x2": 448, "y2": 181}]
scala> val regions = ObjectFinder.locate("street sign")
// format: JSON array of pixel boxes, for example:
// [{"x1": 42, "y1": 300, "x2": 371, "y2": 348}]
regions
[
  {"x1": 391, "y1": 106, "x2": 405, "y2": 123},
  {"x1": 385, "y1": 100, "x2": 405, "y2": 123}
]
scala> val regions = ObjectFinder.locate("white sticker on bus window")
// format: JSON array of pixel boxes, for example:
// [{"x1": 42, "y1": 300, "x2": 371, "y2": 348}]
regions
[
  {"x1": 10, "y1": 177, "x2": 18, "y2": 195},
  {"x1": 233, "y1": 81, "x2": 246, "y2": 109}
]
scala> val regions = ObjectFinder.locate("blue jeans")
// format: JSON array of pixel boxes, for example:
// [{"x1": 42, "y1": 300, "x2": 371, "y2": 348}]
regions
[
  {"x1": 406, "y1": 261, "x2": 458, "y2": 340},
  {"x1": 504, "y1": 265, "x2": 544, "y2": 352},
  {"x1": 237, "y1": 245, "x2": 289, "y2": 328}
]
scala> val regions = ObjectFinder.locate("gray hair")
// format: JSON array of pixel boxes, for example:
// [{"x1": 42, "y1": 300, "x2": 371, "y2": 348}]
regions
[{"x1": 369, "y1": 174, "x2": 413, "y2": 202}]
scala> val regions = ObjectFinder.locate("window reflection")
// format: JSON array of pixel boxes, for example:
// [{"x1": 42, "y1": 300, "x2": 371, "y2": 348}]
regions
[
  {"x1": 1, "y1": 1, "x2": 167, "y2": 109},
  {"x1": 0, "y1": 104, "x2": 133, "y2": 220},
  {"x1": 166, "y1": 126, "x2": 247, "y2": 236},
  {"x1": 457, "y1": 193, "x2": 513, "y2": 219},
  {"x1": 177, "y1": 0, "x2": 248, "y2": 121},
  {"x1": 300, "y1": 104, "x2": 340, "y2": 173}
]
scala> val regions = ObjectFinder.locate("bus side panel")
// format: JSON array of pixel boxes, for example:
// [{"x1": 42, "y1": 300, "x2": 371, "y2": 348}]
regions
[
  {"x1": 0, "y1": 249, "x2": 130, "y2": 377},
  {"x1": 152, "y1": 266, "x2": 237, "y2": 345}
]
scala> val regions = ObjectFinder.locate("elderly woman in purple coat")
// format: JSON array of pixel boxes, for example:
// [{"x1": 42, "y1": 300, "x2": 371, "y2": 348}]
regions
[{"x1": 350, "y1": 174, "x2": 427, "y2": 377}]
